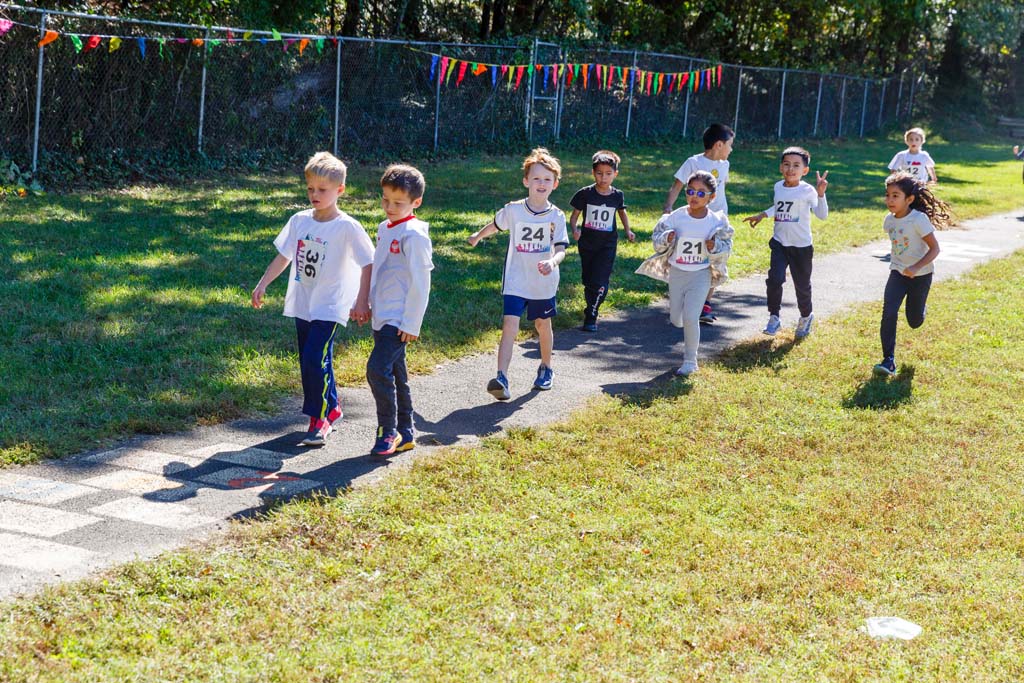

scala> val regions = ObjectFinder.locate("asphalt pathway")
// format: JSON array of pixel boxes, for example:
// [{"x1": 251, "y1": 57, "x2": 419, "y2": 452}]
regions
[{"x1": 1, "y1": 211, "x2": 1022, "y2": 599}]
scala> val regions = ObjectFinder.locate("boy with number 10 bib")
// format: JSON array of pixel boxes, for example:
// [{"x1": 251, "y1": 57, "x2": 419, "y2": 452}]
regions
[{"x1": 251, "y1": 152, "x2": 375, "y2": 447}]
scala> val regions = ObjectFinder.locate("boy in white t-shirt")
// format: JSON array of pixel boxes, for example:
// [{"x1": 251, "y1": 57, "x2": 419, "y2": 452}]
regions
[
  {"x1": 663, "y1": 123, "x2": 735, "y2": 324},
  {"x1": 743, "y1": 146, "x2": 829, "y2": 339},
  {"x1": 366, "y1": 164, "x2": 433, "y2": 457},
  {"x1": 252, "y1": 152, "x2": 375, "y2": 447},
  {"x1": 887, "y1": 127, "x2": 937, "y2": 184},
  {"x1": 467, "y1": 148, "x2": 569, "y2": 400}
]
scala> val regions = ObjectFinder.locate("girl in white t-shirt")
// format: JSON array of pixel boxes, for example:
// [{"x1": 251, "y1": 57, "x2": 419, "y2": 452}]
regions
[
  {"x1": 888, "y1": 127, "x2": 937, "y2": 184},
  {"x1": 652, "y1": 171, "x2": 731, "y2": 377},
  {"x1": 873, "y1": 172, "x2": 952, "y2": 378}
]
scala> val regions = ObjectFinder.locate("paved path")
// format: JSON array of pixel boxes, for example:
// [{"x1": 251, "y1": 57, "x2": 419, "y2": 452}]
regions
[{"x1": 2, "y1": 212, "x2": 1022, "y2": 599}]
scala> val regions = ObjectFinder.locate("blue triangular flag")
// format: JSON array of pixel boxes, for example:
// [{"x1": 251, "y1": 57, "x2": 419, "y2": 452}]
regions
[
  {"x1": 136, "y1": 37, "x2": 145, "y2": 58},
  {"x1": 491, "y1": 65, "x2": 497, "y2": 88},
  {"x1": 430, "y1": 54, "x2": 438, "y2": 81}
]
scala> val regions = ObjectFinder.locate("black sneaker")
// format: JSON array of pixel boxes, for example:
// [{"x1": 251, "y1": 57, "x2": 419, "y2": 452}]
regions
[
  {"x1": 699, "y1": 303, "x2": 717, "y2": 324},
  {"x1": 580, "y1": 321, "x2": 598, "y2": 332},
  {"x1": 873, "y1": 357, "x2": 896, "y2": 377},
  {"x1": 487, "y1": 371, "x2": 511, "y2": 400},
  {"x1": 370, "y1": 427, "x2": 403, "y2": 456}
]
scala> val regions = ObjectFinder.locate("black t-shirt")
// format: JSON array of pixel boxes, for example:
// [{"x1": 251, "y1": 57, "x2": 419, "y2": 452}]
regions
[{"x1": 570, "y1": 185, "x2": 626, "y2": 245}]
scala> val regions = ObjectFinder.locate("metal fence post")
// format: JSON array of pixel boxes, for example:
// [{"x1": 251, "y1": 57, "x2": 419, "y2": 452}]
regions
[
  {"x1": 877, "y1": 79, "x2": 887, "y2": 130},
  {"x1": 908, "y1": 75, "x2": 917, "y2": 121},
  {"x1": 625, "y1": 51, "x2": 637, "y2": 140},
  {"x1": 859, "y1": 79, "x2": 868, "y2": 137},
  {"x1": 554, "y1": 45, "x2": 564, "y2": 141},
  {"x1": 197, "y1": 27, "x2": 210, "y2": 153},
  {"x1": 432, "y1": 42, "x2": 443, "y2": 153},
  {"x1": 682, "y1": 59, "x2": 693, "y2": 138},
  {"x1": 31, "y1": 12, "x2": 47, "y2": 174},
  {"x1": 333, "y1": 38, "x2": 342, "y2": 156},
  {"x1": 837, "y1": 77, "x2": 847, "y2": 137},
  {"x1": 525, "y1": 38, "x2": 537, "y2": 141},
  {"x1": 777, "y1": 69, "x2": 787, "y2": 139},
  {"x1": 733, "y1": 67, "x2": 743, "y2": 134},
  {"x1": 813, "y1": 74, "x2": 823, "y2": 136},
  {"x1": 895, "y1": 71, "x2": 905, "y2": 123}
]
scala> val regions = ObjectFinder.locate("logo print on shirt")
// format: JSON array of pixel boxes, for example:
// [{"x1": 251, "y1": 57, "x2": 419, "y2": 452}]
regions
[{"x1": 390, "y1": 239, "x2": 400, "y2": 254}]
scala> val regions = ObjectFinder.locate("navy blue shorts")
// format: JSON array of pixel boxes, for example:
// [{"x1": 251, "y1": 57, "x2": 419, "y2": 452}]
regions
[{"x1": 502, "y1": 295, "x2": 557, "y2": 320}]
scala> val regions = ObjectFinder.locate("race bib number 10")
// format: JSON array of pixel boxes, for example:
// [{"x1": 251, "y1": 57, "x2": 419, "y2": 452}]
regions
[
  {"x1": 584, "y1": 204, "x2": 614, "y2": 231},
  {"x1": 674, "y1": 238, "x2": 709, "y2": 265},
  {"x1": 296, "y1": 239, "x2": 325, "y2": 287}
]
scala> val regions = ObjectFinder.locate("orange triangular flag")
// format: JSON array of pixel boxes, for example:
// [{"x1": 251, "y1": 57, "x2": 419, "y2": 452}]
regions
[
  {"x1": 38, "y1": 30, "x2": 58, "y2": 47},
  {"x1": 298, "y1": 38, "x2": 309, "y2": 54},
  {"x1": 473, "y1": 63, "x2": 487, "y2": 76}
]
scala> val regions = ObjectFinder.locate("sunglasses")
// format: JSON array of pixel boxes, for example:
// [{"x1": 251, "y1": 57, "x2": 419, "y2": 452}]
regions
[{"x1": 685, "y1": 188, "x2": 711, "y2": 198}]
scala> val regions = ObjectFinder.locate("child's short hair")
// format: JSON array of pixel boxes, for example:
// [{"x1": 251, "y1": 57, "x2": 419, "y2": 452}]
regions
[
  {"x1": 380, "y1": 164, "x2": 426, "y2": 200},
  {"x1": 305, "y1": 151, "x2": 347, "y2": 185},
  {"x1": 592, "y1": 150, "x2": 620, "y2": 171},
  {"x1": 687, "y1": 170, "x2": 718, "y2": 194},
  {"x1": 780, "y1": 146, "x2": 810, "y2": 166},
  {"x1": 702, "y1": 123, "x2": 735, "y2": 151},
  {"x1": 904, "y1": 127, "x2": 926, "y2": 143},
  {"x1": 522, "y1": 147, "x2": 562, "y2": 181}
]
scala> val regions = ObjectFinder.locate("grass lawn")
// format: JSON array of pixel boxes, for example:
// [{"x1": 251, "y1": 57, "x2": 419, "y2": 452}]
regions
[
  {"x1": 1, "y1": 132, "x2": 1022, "y2": 464},
  {"x1": 2, "y1": 246, "x2": 1023, "y2": 680}
]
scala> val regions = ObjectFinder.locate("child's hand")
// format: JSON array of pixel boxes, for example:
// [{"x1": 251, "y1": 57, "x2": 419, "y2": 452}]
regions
[
  {"x1": 626, "y1": 230, "x2": 636, "y2": 243},
  {"x1": 743, "y1": 213, "x2": 765, "y2": 227},
  {"x1": 572, "y1": 227, "x2": 582, "y2": 242},
  {"x1": 901, "y1": 266, "x2": 918, "y2": 279},
  {"x1": 816, "y1": 170, "x2": 829, "y2": 196},
  {"x1": 349, "y1": 300, "x2": 370, "y2": 325},
  {"x1": 251, "y1": 284, "x2": 267, "y2": 309},
  {"x1": 705, "y1": 239, "x2": 716, "y2": 252},
  {"x1": 398, "y1": 328, "x2": 418, "y2": 343},
  {"x1": 537, "y1": 259, "x2": 555, "y2": 276},
  {"x1": 1015, "y1": 145, "x2": 1020, "y2": 156},
  {"x1": 467, "y1": 233, "x2": 479, "y2": 247},
  {"x1": 664, "y1": 231, "x2": 675, "y2": 243}
]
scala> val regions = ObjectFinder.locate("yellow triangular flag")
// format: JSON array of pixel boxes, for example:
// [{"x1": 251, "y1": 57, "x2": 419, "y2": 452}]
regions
[{"x1": 109, "y1": 36, "x2": 122, "y2": 52}]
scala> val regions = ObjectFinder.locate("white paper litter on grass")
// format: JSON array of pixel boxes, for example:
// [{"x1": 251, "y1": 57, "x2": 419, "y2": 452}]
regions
[{"x1": 865, "y1": 617, "x2": 922, "y2": 640}]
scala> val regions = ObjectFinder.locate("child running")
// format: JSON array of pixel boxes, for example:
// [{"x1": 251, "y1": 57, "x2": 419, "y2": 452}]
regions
[
  {"x1": 569, "y1": 149, "x2": 635, "y2": 332},
  {"x1": 251, "y1": 152, "x2": 375, "y2": 447},
  {"x1": 467, "y1": 148, "x2": 569, "y2": 400},
  {"x1": 365, "y1": 164, "x2": 433, "y2": 456},
  {"x1": 743, "y1": 146, "x2": 829, "y2": 339},
  {"x1": 872, "y1": 172, "x2": 950, "y2": 377},
  {"x1": 652, "y1": 171, "x2": 731, "y2": 377},
  {"x1": 663, "y1": 123, "x2": 735, "y2": 324},
  {"x1": 888, "y1": 127, "x2": 937, "y2": 184}
]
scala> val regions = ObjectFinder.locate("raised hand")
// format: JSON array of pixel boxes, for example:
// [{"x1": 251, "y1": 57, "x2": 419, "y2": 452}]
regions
[{"x1": 816, "y1": 170, "x2": 829, "y2": 196}]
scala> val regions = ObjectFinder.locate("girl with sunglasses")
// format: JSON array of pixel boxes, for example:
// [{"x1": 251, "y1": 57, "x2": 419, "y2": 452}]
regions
[{"x1": 651, "y1": 171, "x2": 733, "y2": 377}]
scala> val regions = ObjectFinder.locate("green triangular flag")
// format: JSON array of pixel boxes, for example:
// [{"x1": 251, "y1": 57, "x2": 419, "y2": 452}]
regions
[
  {"x1": 527, "y1": 64, "x2": 534, "y2": 75},
  {"x1": 271, "y1": 28, "x2": 282, "y2": 41},
  {"x1": 573, "y1": 64, "x2": 580, "y2": 79},
  {"x1": 315, "y1": 38, "x2": 324, "y2": 53},
  {"x1": 70, "y1": 35, "x2": 83, "y2": 52}
]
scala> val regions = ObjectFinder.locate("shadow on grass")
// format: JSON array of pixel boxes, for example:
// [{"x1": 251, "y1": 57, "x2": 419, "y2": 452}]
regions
[
  {"x1": 603, "y1": 370, "x2": 694, "y2": 409},
  {"x1": 843, "y1": 364, "x2": 915, "y2": 410},
  {"x1": 716, "y1": 336, "x2": 797, "y2": 373}
]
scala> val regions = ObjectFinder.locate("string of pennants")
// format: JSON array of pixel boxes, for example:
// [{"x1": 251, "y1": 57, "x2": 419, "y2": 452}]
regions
[
  {"x1": 426, "y1": 52, "x2": 724, "y2": 96},
  {"x1": 0, "y1": 17, "x2": 337, "y2": 56},
  {"x1": 1, "y1": 17, "x2": 725, "y2": 94}
]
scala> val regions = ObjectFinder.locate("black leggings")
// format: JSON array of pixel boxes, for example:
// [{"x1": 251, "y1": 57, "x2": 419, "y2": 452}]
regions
[
  {"x1": 578, "y1": 239, "x2": 617, "y2": 322},
  {"x1": 880, "y1": 270, "x2": 932, "y2": 360}
]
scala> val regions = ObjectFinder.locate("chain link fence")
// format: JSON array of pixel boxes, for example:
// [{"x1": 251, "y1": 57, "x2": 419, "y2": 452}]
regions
[{"x1": 0, "y1": 3, "x2": 919, "y2": 181}]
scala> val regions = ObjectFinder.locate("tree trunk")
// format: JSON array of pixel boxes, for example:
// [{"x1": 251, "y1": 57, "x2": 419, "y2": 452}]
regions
[
  {"x1": 342, "y1": 0, "x2": 362, "y2": 36},
  {"x1": 491, "y1": 0, "x2": 508, "y2": 36},
  {"x1": 511, "y1": 0, "x2": 534, "y2": 34},
  {"x1": 480, "y1": 0, "x2": 492, "y2": 40}
]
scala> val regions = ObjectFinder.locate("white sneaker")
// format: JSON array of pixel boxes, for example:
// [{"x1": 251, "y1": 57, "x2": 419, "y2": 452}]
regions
[
  {"x1": 675, "y1": 360, "x2": 699, "y2": 377},
  {"x1": 795, "y1": 313, "x2": 815, "y2": 339},
  {"x1": 763, "y1": 314, "x2": 781, "y2": 336}
]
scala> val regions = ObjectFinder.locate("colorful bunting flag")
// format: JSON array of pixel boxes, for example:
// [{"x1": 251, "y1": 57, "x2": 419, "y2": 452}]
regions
[
  {"x1": 192, "y1": 38, "x2": 204, "y2": 47},
  {"x1": 445, "y1": 57, "x2": 456, "y2": 84},
  {"x1": 83, "y1": 35, "x2": 101, "y2": 52},
  {"x1": 582, "y1": 64, "x2": 589, "y2": 89},
  {"x1": 38, "y1": 30, "x2": 58, "y2": 47},
  {"x1": 315, "y1": 38, "x2": 324, "y2": 53},
  {"x1": 430, "y1": 54, "x2": 438, "y2": 80},
  {"x1": 439, "y1": 56, "x2": 449, "y2": 83},
  {"x1": 70, "y1": 35, "x2": 83, "y2": 52},
  {"x1": 0, "y1": 19, "x2": 13, "y2": 37},
  {"x1": 271, "y1": 29, "x2": 282, "y2": 41},
  {"x1": 137, "y1": 37, "x2": 145, "y2": 57},
  {"x1": 243, "y1": 31, "x2": 253, "y2": 40},
  {"x1": 109, "y1": 36, "x2": 122, "y2": 52},
  {"x1": 717, "y1": 64, "x2": 723, "y2": 84},
  {"x1": 298, "y1": 38, "x2": 309, "y2": 55},
  {"x1": 456, "y1": 60, "x2": 468, "y2": 85},
  {"x1": 473, "y1": 62, "x2": 487, "y2": 76},
  {"x1": 514, "y1": 65, "x2": 525, "y2": 90},
  {"x1": 491, "y1": 65, "x2": 497, "y2": 87},
  {"x1": 566, "y1": 64, "x2": 573, "y2": 87}
]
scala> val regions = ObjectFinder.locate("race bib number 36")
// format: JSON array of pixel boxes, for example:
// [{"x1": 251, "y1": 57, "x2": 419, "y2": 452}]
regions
[
  {"x1": 515, "y1": 221, "x2": 552, "y2": 253},
  {"x1": 674, "y1": 238, "x2": 709, "y2": 265},
  {"x1": 295, "y1": 239, "x2": 325, "y2": 287},
  {"x1": 584, "y1": 204, "x2": 614, "y2": 231}
]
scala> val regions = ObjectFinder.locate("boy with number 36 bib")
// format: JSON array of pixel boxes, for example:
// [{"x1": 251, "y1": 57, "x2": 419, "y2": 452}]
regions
[
  {"x1": 468, "y1": 148, "x2": 569, "y2": 400},
  {"x1": 251, "y1": 152, "x2": 375, "y2": 447}
]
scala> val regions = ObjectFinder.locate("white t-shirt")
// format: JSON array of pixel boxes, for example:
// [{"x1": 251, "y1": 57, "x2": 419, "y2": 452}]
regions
[
  {"x1": 369, "y1": 216, "x2": 434, "y2": 336},
  {"x1": 273, "y1": 209, "x2": 375, "y2": 324},
  {"x1": 674, "y1": 153, "x2": 729, "y2": 215},
  {"x1": 494, "y1": 199, "x2": 569, "y2": 300},
  {"x1": 653, "y1": 207, "x2": 728, "y2": 272},
  {"x1": 885, "y1": 209, "x2": 936, "y2": 275},
  {"x1": 764, "y1": 181, "x2": 828, "y2": 248},
  {"x1": 888, "y1": 150, "x2": 935, "y2": 181}
]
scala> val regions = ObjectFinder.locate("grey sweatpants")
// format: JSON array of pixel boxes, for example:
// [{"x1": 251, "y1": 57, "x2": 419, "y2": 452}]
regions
[{"x1": 669, "y1": 266, "x2": 712, "y2": 364}]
